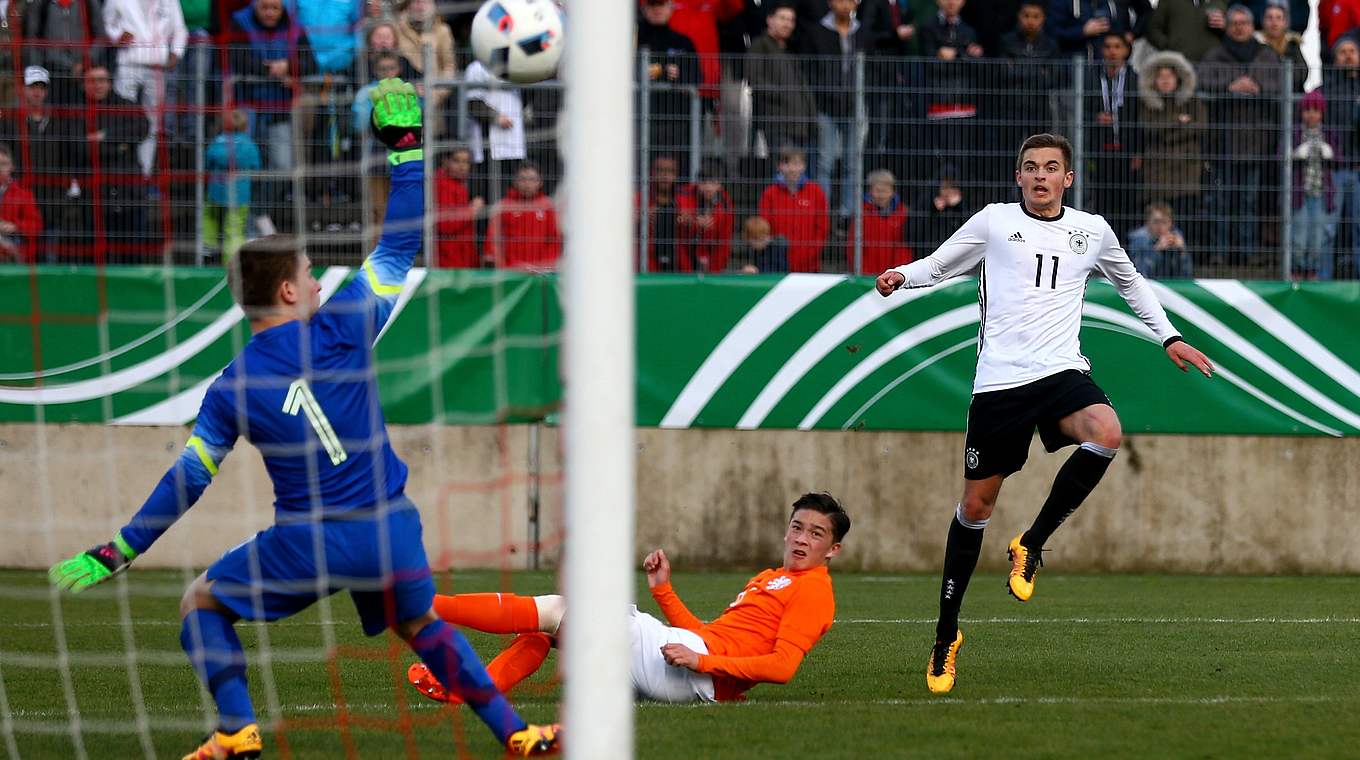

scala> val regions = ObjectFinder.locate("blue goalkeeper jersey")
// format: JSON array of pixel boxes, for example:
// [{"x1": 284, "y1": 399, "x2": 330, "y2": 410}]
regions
[{"x1": 119, "y1": 160, "x2": 425, "y2": 555}]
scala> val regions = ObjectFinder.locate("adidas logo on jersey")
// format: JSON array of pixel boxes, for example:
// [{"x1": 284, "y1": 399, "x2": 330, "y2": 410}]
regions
[{"x1": 1008, "y1": 232, "x2": 1025, "y2": 242}]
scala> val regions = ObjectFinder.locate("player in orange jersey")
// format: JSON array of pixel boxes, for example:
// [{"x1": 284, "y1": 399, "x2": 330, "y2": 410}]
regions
[{"x1": 408, "y1": 493, "x2": 850, "y2": 703}]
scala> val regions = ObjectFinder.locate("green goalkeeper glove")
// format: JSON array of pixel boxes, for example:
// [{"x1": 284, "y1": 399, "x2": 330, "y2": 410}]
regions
[
  {"x1": 49, "y1": 534, "x2": 137, "y2": 593},
  {"x1": 369, "y1": 78, "x2": 423, "y2": 166}
]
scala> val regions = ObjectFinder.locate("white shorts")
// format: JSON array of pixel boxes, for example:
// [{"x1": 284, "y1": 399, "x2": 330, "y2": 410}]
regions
[{"x1": 629, "y1": 606, "x2": 717, "y2": 703}]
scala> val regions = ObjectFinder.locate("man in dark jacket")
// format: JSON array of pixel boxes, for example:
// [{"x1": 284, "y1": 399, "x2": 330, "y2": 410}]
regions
[
  {"x1": 1047, "y1": 0, "x2": 1152, "y2": 59},
  {"x1": 638, "y1": 0, "x2": 702, "y2": 178},
  {"x1": 793, "y1": 0, "x2": 895, "y2": 51},
  {"x1": 77, "y1": 63, "x2": 151, "y2": 255},
  {"x1": 800, "y1": 0, "x2": 879, "y2": 219},
  {"x1": 748, "y1": 4, "x2": 817, "y2": 187},
  {"x1": 1199, "y1": 5, "x2": 1281, "y2": 261}
]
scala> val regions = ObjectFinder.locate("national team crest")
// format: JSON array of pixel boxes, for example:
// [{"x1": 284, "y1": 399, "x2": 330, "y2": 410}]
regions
[
  {"x1": 965, "y1": 447, "x2": 980, "y2": 470},
  {"x1": 766, "y1": 576, "x2": 792, "y2": 591},
  {"x1": 1069, "y1": 232, "x2": 1089, "y2": 254}
]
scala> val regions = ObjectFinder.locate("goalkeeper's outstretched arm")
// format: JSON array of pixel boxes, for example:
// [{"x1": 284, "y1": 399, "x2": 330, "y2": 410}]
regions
[
  {"x1": 49, "y1": 388, "x2": 238, "y2": 593},
  {"x1": 326, "y1": 78, "x2": 426, "y2": 338}
]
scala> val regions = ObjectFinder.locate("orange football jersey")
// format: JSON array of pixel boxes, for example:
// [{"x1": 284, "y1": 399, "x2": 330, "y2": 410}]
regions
[{"x1": 650, "y1": 565, "x2": 835, "y2": 701}]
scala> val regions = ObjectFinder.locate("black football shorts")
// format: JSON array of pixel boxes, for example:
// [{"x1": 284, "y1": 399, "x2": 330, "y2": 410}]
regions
[{"x1": 962, "y1": 369, "x2": 1112, "y2": 480}]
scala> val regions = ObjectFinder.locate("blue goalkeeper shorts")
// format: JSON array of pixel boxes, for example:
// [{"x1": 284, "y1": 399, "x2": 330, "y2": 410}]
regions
[{"x1": 205, "y1": 496, "x2": 436, "y2": 636}]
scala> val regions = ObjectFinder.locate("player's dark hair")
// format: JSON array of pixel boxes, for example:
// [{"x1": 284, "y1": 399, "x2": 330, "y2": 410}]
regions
[
  {"x1": 790, "y1": 492, "x2": 850, "y2": 542},
  {"x1": 1016, "y1": 133, "x2": 1073, "y2": 172},
  {"x1": 228, "y1": 235, "x2": 304, "y2": 310}
]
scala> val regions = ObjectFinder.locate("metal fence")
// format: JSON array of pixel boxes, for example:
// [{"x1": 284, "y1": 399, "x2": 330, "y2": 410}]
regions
[{"x1": 0, "y1": 41, "x2": 1351, "y2": 281}]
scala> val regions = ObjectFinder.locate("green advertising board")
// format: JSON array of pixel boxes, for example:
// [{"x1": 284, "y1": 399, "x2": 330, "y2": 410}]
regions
[{"x1": 1, "y1": 268, "x2": 1356, "y2": 436}]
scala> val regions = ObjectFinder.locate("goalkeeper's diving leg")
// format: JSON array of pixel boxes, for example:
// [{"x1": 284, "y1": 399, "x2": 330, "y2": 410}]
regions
[{"x1": 408, "y1": 593, "x2": 566, "y2": 703}]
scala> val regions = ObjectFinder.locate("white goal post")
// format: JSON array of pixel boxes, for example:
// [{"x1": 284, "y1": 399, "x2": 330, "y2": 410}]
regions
[{"x1": 561, "y1": 0, "x2": 637, "y2": 756}]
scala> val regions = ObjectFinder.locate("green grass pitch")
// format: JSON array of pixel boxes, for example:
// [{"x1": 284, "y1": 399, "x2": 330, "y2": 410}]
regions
[{"x1": 2, "y1": 568, "x2": 1358, "y2": 759}]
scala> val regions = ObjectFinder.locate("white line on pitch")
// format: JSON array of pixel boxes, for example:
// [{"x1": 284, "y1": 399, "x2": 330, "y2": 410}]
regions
[
  {"x1": 839, "y1": 617, "x2": 1360, "y2": 624},
  {"x1": 649, "y1": 695, "x2": 1350, "y2": 709}
]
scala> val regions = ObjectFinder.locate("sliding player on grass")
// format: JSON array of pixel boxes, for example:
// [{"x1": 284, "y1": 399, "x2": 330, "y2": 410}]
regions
[
  {"x1": 408, "y1": 493, "x2": 849, "y2": 704},
  {"x1": 874, "y1": 133, "x2": 1214, "y2": 694},
  {"x1": 47, "y1": 79, "x2": 559, "y2": 759}
]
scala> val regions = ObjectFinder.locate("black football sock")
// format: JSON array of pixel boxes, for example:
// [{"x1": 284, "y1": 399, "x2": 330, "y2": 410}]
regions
[
  {"x1": 1021, "y1": 442, "x2": 1117, "y2": 551},
  {"x1": 936, "y1": 504, "x2": 987, "y2": 643}
]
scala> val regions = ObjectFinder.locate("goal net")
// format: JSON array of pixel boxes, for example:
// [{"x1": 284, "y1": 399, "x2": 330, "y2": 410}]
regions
[{"x1": 0, "y1": 20, "x2": 637, "y2": 757}]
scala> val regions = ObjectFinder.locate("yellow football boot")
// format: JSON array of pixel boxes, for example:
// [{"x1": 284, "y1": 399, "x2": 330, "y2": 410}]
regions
[
  {"x1": 926, "y1": 629, "x2": 963, "y2": 694},
  {"x1": 506, "y1": 723, "x2": 562, "y2": 756},
  {"x1": 181, "y1": 723, "x2": 262, "y2": 760},
  {"x1": 1007, "y1": 534, "x2": 1044, "y2": 602}
]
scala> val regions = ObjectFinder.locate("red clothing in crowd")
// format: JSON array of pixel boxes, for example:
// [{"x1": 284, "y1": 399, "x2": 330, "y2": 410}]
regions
[
  {"x1": 1321, "y1": 0, "x2": 1360, "y2": 50},
  {"x1": 668, "y1": 0, "x2": 744, "y2": 100},
  {"x1": 0, "y1": 180, "x2": 42, "y2": 262},
  {"x1": 758, "y1": 178, "x2": 828, "y2": 273},
  {"x1": 485, "y1": 187, "x2": 562, "y2": 269},
  {"x1": 848, "y1": 197, "x2": 911, "y2": 275},
  {"x1": 676, "y1": 184, "x2": 734, "y2": 272},
  {"x1": 434, "y1": 168, "x2": 479, "y2": 268}
]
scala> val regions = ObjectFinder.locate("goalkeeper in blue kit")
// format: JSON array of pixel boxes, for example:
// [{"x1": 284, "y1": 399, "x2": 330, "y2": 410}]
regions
[{"x1": 48, "y1": 80, "x2": 560, "y2": 759}]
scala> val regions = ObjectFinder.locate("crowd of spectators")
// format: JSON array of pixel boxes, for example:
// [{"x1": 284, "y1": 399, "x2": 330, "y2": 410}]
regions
[
  {"x1": 0, "y1": 0, "x2": 1355, "y2": 281},
  {"x1": 624, "y1": 0, "x2": 1358, "y2": 279}
]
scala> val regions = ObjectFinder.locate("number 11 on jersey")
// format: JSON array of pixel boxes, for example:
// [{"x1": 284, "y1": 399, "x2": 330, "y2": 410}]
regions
[
  {"x1": 283, "y1": 379, "x2": 348, "y2": 465},
  {"x1": 1035, "y1": 254, "x2": 1059, "y2": 289}
]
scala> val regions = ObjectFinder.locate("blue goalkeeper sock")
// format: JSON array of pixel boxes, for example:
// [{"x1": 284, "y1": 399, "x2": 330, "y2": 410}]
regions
[
  {"x1": 410, "y1": 619, "x2": 526, "y2": 744},
  {"x1": 180, "y1": 609, "x2": 256, "y2": 733}
]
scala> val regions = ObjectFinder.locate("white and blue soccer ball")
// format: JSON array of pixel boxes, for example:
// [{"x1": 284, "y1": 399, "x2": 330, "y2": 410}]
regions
[{"x1": 470, "y1": 0, "x2": 565, "y2": 84}]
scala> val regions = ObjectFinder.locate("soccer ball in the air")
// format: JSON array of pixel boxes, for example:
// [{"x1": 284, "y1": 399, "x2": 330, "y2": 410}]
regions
[{"x1": 470, "y1": 0, "x2": 565, "y2": 84}]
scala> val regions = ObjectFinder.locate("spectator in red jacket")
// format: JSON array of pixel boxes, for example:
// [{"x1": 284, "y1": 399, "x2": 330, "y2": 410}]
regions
[
  {"x1": 848, "y1": 169, "x2": 911, "y2": 275},
  {"x1": 486, "y1": 161, "x2": 562, "y2": 269},
  {"x1": 0, "y1": 144, "x2": 43, "y2": 263},
  {"x1": 676, "y1": 160, "x2": 734, "y2": 272},
  {"x1": 435, "y1": 146, "x2": 485, "y2": 268},
  {"x1": 757, "y1": 145, "x2": 828, "y2": 272}
]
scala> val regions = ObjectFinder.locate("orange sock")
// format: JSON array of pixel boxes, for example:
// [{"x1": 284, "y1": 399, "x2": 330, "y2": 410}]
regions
[
  {"x1": 435, "y1": 633, "x2": 552, "y2": 705},
  {"x1": 487, "y1": 633, "x2": 553, "y2": 694},
  {"x1": 432, "y1": 592, "x2": 541, "y2": 634}
]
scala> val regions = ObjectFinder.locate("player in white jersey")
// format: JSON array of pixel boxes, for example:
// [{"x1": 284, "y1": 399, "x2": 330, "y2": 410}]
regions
[{"x1": 874, "y1": 134, "x2": 1214, "y2": 694}]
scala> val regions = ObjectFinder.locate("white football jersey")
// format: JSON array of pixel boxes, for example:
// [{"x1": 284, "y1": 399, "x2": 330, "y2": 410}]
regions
[{"x1": 890, "y1": 203, "x2": 1180, "y2": 394}]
